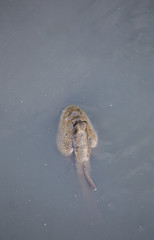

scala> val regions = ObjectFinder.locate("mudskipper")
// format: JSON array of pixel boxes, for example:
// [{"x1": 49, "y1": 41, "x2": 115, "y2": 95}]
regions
[{"x1": 57, "y1": 105, "x2": 98, "y2": 191}]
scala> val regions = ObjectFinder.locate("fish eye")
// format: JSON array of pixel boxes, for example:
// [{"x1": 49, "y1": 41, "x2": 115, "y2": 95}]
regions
[{"x1": 73, "y1": 122, "x2": 77, "y2": 129}]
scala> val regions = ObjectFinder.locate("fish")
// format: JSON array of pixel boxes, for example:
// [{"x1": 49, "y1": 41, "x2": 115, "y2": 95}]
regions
[{"x1": 57, "y1": 105, "x2": 98, "y2": 191}]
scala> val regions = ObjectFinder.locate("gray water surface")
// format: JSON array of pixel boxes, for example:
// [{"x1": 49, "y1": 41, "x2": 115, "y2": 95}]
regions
[{"x1": 0, "y1": 0, "x2": 154, "y2": 240}]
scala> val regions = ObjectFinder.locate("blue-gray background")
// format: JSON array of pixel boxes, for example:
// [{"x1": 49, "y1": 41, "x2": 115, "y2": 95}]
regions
[{"x1": 0, "y1": 0, "x2": 154, "y2": 239}]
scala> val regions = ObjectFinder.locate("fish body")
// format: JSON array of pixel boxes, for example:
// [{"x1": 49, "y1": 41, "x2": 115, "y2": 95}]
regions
[
  {"x1": 57, "y1": 105, "x2": 98, "y2": 190},
  {"x1": 73, "y1": 120, "x2": 90, "y2": 162}
]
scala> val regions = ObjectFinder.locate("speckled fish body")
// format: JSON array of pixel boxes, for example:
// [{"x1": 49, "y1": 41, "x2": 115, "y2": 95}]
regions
[{"x1": 57, "y1": 105, "x2": 98, "y2": 190}]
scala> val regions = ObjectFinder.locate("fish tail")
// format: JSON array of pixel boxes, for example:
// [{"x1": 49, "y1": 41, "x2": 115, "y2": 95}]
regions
[{"x1": 83, "y1": 164, "x2": 97, "y2": 191}]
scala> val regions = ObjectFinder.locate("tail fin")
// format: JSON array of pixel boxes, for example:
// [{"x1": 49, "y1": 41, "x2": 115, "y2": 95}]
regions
[{"x1": 83, "y1": 164, "x2": 97, "y2": 191}]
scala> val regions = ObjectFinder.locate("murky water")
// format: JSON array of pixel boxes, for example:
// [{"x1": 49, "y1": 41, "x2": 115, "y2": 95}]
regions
[{"x1": 0, "y1": 0, "x2": 154, "y2": 240}]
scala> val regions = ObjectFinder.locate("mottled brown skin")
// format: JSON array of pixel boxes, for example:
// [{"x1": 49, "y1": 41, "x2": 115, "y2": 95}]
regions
[
  {"x1": 57, "y1": 105, "x2": 98, "y2": 191},
  {"x1": 73, "y1": 120, "x2": 90, "y2": 162}
]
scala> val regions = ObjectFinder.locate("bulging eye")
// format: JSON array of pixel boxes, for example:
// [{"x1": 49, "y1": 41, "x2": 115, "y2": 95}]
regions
[{"x1": 73, "y1": 122, "x2": 77, "y2": 129}]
